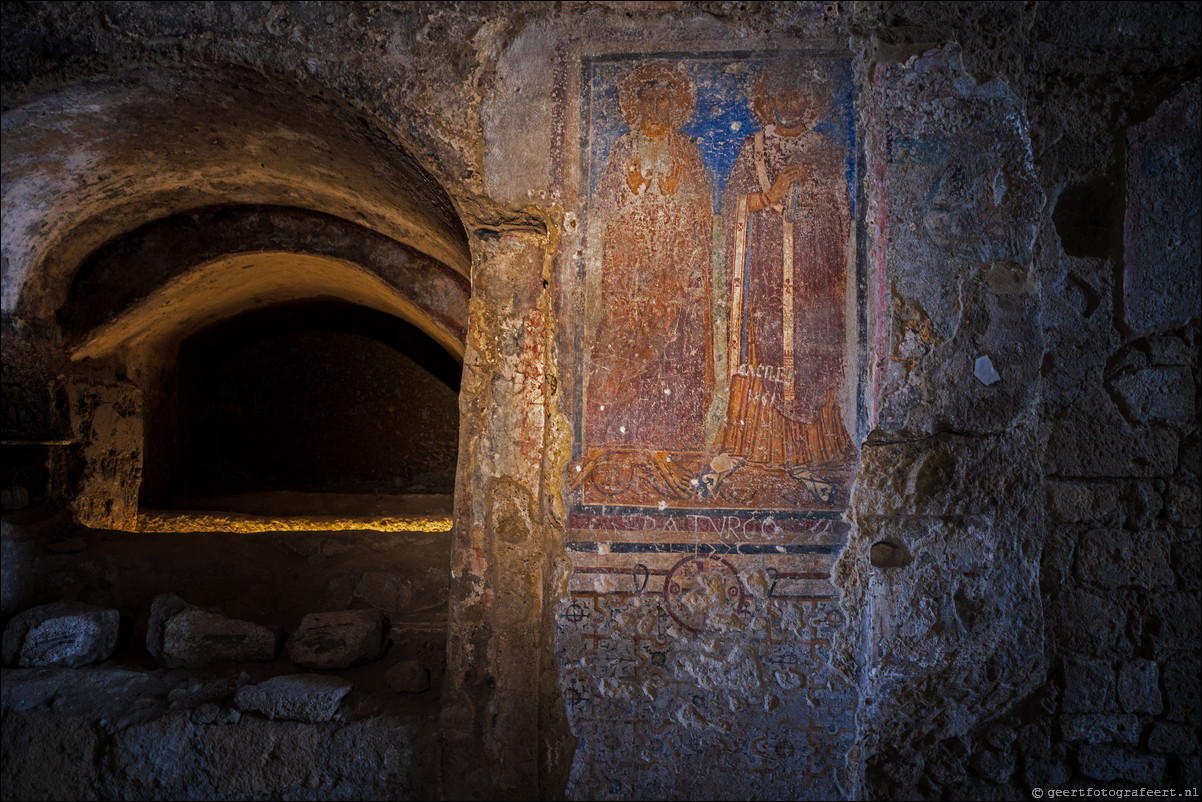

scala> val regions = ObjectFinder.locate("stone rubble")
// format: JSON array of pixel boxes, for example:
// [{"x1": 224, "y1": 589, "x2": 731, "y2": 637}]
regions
[
  {"x1": 234, "y1": 674, "x2": 353, "y2": 723},
  {"x1": 147, "y1": 594, "x2": 280, "y2": 669},
  {"x1": 385, "y1": 659, "x2": 430, "y2": 694},
  {"x1": 287, "y1": 608, "x2": 388, "y2": 669},
  {"x1": 1, "y1": 601, "x2": 120, "y2": 668},
  {"x1": 0, "y1": 2, "x2": 1197, "y2": 799},
  {"x1": 0, "y1": 665, "x2": 433, "y2": 799}
]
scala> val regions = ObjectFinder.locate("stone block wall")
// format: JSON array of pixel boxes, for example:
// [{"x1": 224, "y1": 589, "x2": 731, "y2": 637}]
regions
[
  {"x1": 1, "y1": 2, "x2": 1198, "y2": 800},
  {"x1": 839, "y1": 5, "x2": 1200, "y2": 797}
]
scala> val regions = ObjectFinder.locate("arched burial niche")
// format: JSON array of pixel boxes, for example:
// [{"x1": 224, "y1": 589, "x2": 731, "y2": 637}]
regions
[
  {"x1": 149, "y1": 299, "x2": 462, "y2": 513},
  {"x1": 2, "y1": 62, "x2": 477, "y2": 800},
  {"x1": 56, "y1": 205, "x2": 470, "y2": 530},
  {"x1": 1, "y1": 68, "x2": 472, "y2": 529}
]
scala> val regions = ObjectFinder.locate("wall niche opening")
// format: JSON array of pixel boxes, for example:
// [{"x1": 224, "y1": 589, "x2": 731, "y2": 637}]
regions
[{"x1": 141, "y1": 299, "x2": 461, "y2": 526}]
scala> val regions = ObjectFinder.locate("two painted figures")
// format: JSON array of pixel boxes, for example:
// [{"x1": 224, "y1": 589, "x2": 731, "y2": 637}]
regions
[{"x1": 573, "y1": 55, "x2": 857, "y2": 512}]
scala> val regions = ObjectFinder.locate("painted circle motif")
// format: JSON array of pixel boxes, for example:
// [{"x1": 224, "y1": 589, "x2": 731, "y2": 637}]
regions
[{"x1": 663, "y1": 554, "x2": 747, "y2": 633}]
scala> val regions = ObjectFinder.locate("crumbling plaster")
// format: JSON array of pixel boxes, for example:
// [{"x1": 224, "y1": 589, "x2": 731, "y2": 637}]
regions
[{"x1": 1, "y1": 2, "x2": 1199, "y2": 800}]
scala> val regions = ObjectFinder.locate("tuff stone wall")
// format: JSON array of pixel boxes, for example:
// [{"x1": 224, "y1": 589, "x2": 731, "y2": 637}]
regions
[
  {"x1": 840, "y1": 4, "x2": 1201, "y2": 797},
  {"x1": 2, "y1": 3, "x2": 1199, "y2": 801}
]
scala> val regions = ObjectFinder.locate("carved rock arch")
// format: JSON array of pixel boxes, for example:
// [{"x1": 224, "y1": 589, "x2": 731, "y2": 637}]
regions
[{"x1": 1, "y1": 66, "x2": 473, "y2": 529}]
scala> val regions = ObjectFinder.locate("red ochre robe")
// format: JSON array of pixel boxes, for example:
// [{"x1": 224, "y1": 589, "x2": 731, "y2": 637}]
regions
[
  {"x1": 719, "y1": 127, "x2": 853, "y2": 466},
  {"x1": 586, "y1": 131, "x2": 714, "y2": 451}
]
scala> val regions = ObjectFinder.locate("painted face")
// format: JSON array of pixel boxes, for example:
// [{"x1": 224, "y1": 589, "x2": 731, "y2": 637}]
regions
[
  {"x1": 637, "y1": 82, "x2": 675, "y2": 137},
  {"x1": 771, "y1": 87, "x2": 815, "y2": 133}
]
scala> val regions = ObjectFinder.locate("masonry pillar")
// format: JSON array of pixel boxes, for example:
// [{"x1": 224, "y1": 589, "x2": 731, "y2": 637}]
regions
[{"x1": 441, "y1": 226, "x2": 573, "y2": 799}]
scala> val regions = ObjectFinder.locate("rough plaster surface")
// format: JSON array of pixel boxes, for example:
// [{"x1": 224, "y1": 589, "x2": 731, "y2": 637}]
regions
[
  {"x1": 67, "y1": 208, "x2": 470, "y2": 362},
  {"x1": 1124, "y1": 79, "x2": 1202, "y2": 333},
  {"x1": 1, "y1": 69, "x2": 469, "y2": 320},
  {"x1": 58, "y1": 378, "x2": 144, "y2": 531},
  {"x1": 556, "y1": 565, "x2": 856, "y2": 800},
  {"x1": 829, "y1": 42, "x2": 1049, "y2": 800},
  {"x1": 867, "y1": 45, "x2": 1044, "y2": 437},
  {"x1": 1, "y1": 2, "x2": 1199, "y2": 800},
  {"x1": 441, "y1": 228, "x2": 573, "y2": 799}
]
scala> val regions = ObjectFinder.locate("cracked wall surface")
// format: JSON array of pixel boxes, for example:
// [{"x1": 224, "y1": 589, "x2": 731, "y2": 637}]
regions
[{"x1": 2, "y1": 2, "x2": 1199, "y2": 800}]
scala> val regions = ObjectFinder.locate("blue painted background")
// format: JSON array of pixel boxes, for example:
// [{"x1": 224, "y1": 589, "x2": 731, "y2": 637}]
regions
[{"x1": 584, "y1": 54, "x2": 855, "y2": 214}]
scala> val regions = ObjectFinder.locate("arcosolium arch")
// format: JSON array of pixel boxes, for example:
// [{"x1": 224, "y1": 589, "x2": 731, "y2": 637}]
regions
[{"x1": 1, "y1": 66, "x2": 472, "y2": 529}]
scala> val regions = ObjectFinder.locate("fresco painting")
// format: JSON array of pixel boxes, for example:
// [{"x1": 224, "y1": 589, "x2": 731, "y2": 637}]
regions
[
  {"x1": 569, "y1": 52, "x2": 859, "y2": 516},
  {"x1": 585, "y1": 62, "x2": 716, "y2": 455},
  {"x1": 555, "y1": 49, "x2": 862, "y2": 799}
]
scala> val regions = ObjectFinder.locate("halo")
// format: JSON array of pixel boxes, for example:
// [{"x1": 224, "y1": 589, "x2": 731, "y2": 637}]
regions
[
  {"x1": 618, "y1": 61, "x2": 697, "y2": 131},
  {"x1": 749, "y1": 59, "x2": 833, "y2": 128}
]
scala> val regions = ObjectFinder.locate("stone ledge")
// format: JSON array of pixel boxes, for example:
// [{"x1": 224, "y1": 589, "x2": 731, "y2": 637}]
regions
[{"x1": 0, "y1": 664, "x2": 440, "y2": 800}]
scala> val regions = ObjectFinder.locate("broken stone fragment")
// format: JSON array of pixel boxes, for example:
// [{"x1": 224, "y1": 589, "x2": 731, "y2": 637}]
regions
[
  {"x1": 234, "y1": 674, "x2": 352, "y2": 722},
  {"x1": 1, "y1": 601, "x2": 120, "y2": 668},
  {"x1": 385, "y1": 659, "x2": 430, "y2": 693},
  {"x1": 973, "y1": 354, "x2": 1001, "y2": 386},
  {"x1": 287, "y1": 609, "x2": 388, "y2": 669},
  {"x1": 147, "y1": 593, "x2": 280, "y2": 669},
  {"x1": 191, "y1": 703, "x2": 220, "y2": 724}
]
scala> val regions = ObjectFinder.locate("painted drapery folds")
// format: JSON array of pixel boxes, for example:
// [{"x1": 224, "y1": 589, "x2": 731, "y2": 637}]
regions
[
  {"x1": 570, "y1": 52, "x2": 859, "y2": 515},
  {"x1": 586, "y1": 62, "x2": 716, "y2": 453},
  {"x1": 556, "y1": 50, "x2": 862, "y2": 799}
]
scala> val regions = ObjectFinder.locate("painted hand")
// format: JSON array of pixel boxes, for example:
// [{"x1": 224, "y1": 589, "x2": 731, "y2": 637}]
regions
[
  {"x1": 766, "y1": 163, "x2": 809, "y2": 206},
  {"x1": 625, "y1": 158, "x2": 649, "y2": 194},
  {"x1": 658, "y1": 158, "x2": 681, "y2": 195}
]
